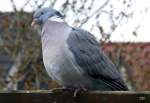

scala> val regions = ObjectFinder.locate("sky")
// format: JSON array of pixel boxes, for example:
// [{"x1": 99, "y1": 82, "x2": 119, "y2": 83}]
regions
[{"x1": 0, "y1": 0, "x2": 150, "y2": 42}]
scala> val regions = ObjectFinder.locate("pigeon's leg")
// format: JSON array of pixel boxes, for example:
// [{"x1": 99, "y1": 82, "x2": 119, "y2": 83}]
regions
[
  {"x1": 73, "y1": 87, "x2": 87, "y2": 98},
  {"x1": 50, "y1": 86, "x2": 87, "y2": 98}
]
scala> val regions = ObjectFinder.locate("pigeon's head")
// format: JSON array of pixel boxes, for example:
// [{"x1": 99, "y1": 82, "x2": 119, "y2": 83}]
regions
[{"x1": 31, "y1": 7, "x2": 63, "y2": 26}]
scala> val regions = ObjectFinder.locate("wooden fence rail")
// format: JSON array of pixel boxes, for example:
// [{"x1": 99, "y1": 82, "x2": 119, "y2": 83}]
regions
[{"x1": 0, "y1": 91, "x2": 150, "y2": 103}]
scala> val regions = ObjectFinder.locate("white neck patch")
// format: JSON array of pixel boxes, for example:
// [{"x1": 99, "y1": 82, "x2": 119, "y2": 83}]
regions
[{"x1": 48, "y1": 16, "x2": 64, "y2": 22}]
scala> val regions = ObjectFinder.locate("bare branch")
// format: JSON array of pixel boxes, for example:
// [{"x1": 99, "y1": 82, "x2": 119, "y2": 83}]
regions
[
  {"x1": 21, "y1": 0, "x2": 31, "y2": 11},
  {"x1": 10, "y1": 0, "x2": 17, "y2": 12},
  {"x1": 38, "y1": 0, "x2": 49, "y2": 8},
  {"x1": 50, "y1": 0, "x2": 57, "y2": 7},
  {"x1": 79, "y1": 0, "x2": 111, "y2": 27}
]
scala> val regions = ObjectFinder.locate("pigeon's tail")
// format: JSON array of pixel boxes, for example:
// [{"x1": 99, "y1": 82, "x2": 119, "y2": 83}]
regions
[{"x1": 88, "y1": 77, "x2": 128, "y2": 91}]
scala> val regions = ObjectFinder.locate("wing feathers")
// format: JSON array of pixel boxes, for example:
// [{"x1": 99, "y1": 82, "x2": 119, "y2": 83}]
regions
[{"x1": 67, "y1": 27, "x2": 128, "y2": 90}]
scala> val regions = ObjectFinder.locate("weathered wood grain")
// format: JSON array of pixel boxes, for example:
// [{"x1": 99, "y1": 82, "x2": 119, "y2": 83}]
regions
[{"x1": 0, "y1": 91, "x2": 150, "y2": 103}]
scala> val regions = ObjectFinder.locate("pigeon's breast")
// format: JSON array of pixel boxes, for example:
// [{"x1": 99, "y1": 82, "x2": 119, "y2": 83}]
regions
[
  {"x1": 42, "y1": 40, "x2": 88, "y2": 87},
  {"x1": 41, "y1": 24, "x2": 89, "y2": 87}
]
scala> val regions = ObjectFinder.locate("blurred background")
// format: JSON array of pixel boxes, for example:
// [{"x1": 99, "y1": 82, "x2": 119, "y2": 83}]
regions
[{"x1": 0, "y1": 0, "x2": 149, "y2": 91}]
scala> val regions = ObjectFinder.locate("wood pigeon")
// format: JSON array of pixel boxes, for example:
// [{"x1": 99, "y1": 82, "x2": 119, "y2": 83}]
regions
[{"x1": 31, "y1": 7, "x2": 128, "y2": 91}]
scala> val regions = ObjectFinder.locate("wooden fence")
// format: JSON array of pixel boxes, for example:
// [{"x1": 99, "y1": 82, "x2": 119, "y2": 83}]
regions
[{"x1": 0, "y1": 91, "x2": 150, "y2": 103}]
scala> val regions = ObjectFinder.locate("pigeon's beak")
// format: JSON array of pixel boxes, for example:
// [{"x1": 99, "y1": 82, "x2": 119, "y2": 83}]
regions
[
  {"x1": 31, "y1": 19, "x2": 39, "y2": 27},
  {"x1": 31, "y1": 21, "x2": 36, "y2": 27}
]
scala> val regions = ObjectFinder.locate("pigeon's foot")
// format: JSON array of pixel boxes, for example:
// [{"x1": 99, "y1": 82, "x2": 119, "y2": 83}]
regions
[
  {"x1": 73, "y1": 87, "x2": 87, "y2": 98},
  {"x1": 50, "y1": 86, "x2": 87, "y2": 98}
]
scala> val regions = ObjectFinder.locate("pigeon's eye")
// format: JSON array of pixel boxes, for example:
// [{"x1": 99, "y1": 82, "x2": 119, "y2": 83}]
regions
[{"x1": 41, "y1": 12, "x2": 44, "y2": 15}]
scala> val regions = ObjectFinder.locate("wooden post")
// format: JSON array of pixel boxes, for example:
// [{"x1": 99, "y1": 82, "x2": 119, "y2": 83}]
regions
[{"x1": 0, "y1": 91, "x2": 150, "y2": 103}]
